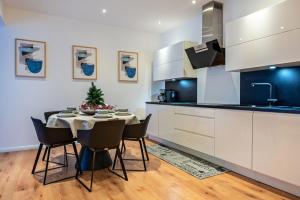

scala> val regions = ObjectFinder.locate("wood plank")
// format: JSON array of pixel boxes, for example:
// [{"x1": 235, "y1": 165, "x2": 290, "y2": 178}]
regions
[{"x1": 0, "y1": 140, "x2": 298, "y2": 200}]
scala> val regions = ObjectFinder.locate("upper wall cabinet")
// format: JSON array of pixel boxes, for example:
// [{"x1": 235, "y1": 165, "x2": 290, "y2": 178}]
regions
[
  {"x1": 225, "y1": 0, "x2": 300, "y2": 71},
  {"x1": 153, "y1": 41, "x2": 197, "y2": 81}
]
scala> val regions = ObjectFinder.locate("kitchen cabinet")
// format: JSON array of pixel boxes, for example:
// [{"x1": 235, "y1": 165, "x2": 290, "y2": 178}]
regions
[
  {"x1": 225, "y1": 0, "x2": 300, "y2": 71},
  {"x1": 226, "y1": 0, "x2": 300, "y2": 47},
  {"x1": 173, "y1": 107, "x2": 215, "y2": 156},
  {"x1": 253, "y1": 112, "x2": 300, "y2": 186},
  {"x1": 215, "y1": 110, "x2": 253, "y2": 169},
  {"x1": 153, "y1": 41, "x2": 197, "y2": 81},
  {"x1": 145, "y1": 104, "x2": 159, "y2": 137},
  {"x1": 157, "y1": 105, "x2": 175, "y2": 141}
]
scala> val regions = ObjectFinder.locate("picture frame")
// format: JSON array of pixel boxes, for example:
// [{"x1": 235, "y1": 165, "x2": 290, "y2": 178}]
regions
[
  {"x1": 15, "y1": 38, "x2": 47, "y2": 78},
  {"x1": 72, "y1": 45, "x2": 98, "y2": 80},
  {"x1": 118, "y1": 51, "x2": 138, "y2": 83}
]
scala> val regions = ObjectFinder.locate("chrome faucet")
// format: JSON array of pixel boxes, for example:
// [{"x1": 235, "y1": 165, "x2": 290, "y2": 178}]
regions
[{"x1": 251, "y1": 82, "x2": 278, "y2": 106}]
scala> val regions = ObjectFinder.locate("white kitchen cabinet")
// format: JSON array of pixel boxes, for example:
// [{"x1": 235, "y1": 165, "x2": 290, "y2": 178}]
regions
[
  {"x1": 226, "y1": 0, "x2": 300, "y2": 47},
  {"x1": 145, "y1": 104, "x2": 159, "y2": 137},
  {"x1": 215, "y1": 110, "x2": 253, "y2": 169},
  {"x1": 172, "y1": 129, "x2": 215, "y2": 156},
  {"x1": 157, "y1": 105, "x2": 175, "y2": 141},
  {"x1": 253, "y1": 112, "x2": 300, "y2": 186},
  {"x1": 225, "y1": 0, "x2": 300, "y2": 71},
  {"x1": 226, "y1": 28, "x2": 300, "y2": 71},
  {"x1": 153, "y1": 41, "x2": 197, "y2": 81},
  {"x1": 173, "y1": 106, "x2": 215, "y2": 156}
]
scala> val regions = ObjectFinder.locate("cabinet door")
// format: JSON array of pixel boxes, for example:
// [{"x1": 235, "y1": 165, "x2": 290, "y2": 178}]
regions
[
  {"x1": 226, "y1": 0, "x2": 300, "y2": 47},
  {"x1": 253, "y1": 112, "x2": 300, "y2": 186},
  {"x1": 226, "y1": 28, "x2": 300, "y2": 71},
  {"x1": 215, "y1": 109, "x2": 253, "y2": 169},
  {"x1": 154, "y1": 42, "x2": 185, "y2": 66},
  {"x1": 158, "y1": 105, "x2": 175, "y2": 141},
  {"x1": 145, "y1": 104, "x2": 159, "y2": 137}
]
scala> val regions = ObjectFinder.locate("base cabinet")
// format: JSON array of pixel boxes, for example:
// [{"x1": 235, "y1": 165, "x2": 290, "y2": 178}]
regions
[
  {"x1": 146, "y1": 104, "x2": 300, "y2": 189},
  {"x1": 157, "y1": 105, "x2": 175, "y2": 141},
  {"x1": 253, "y1": 112, "x2": 300, "y2": 186},
  {"x1": 215, "y1": 110, "x2": 253, "y2": 169},
  {"x1": 145, "y1": 104, "x2": 159, "y2": 137}
]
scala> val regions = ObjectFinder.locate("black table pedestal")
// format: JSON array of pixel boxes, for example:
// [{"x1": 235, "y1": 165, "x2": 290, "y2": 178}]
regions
[{"x1": 79, "y1": 147, "x2": 112, "y2": 171}]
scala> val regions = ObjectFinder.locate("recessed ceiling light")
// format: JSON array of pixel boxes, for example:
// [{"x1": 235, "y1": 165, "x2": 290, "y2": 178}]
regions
[
  {"x1": 280, "y1": 26, "x2": 284, "y2": 29},
  {"x1": 102, "y1": 9, "x2": 107, "y2": 14},
  {"x1": 158, "y1": 21, "x2": 162, "y2": 25},
  {"x1": 192, "y1": 0, "x2": 196, "y2": 4}
]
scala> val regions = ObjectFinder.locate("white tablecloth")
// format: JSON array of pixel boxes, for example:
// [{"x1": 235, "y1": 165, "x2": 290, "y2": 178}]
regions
[{"x1": 46, "y1": 113, "x2": 139, "y2": 137}]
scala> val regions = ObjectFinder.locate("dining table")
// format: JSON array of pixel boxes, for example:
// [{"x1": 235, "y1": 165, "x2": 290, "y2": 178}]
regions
[{"x1": 46, "y1": 112, "x2": 140, "y2": 171}]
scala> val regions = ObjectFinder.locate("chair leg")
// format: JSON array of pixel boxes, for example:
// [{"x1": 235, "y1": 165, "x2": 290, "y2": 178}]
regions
[
  {"x1": 32, "y1": 143, "x2": 43, "y2": 174},
  {"x1": 142, "y1": 138, "x2": 149, "y2": 161},
  {"x1": 42, "y1": 146, "x2": 48, "y2": 161},
  {"x1": 112, "y1": 148, "x2": 118, "y2": 170},
  {"x1": 123, "y1": 140, "x2": 126, "y2": 152},
  {"x1": 43, "y1": 147, "x2": 51, "y2": 185},
  {"x1": 120, "y1": 140, "x2": 126, "y2": 154},
  {"x1": 117, "y1": 147, "x2": 128, "y2": 181},
  {"x1": 89, "y1": 151, "x2": 96, "y2": 192},
  {"x1": 72, "y1": 142, "x2": 82, "y2": 175},
  {"x1": 75, "y1": 150, "x2": 95, "y2": 192},
  {"x1": 64, "y1": 145, "x2": 68, "y2": 167},
  {"x1": 139, "y1": 139, "x2": 147, "y2": 171}
]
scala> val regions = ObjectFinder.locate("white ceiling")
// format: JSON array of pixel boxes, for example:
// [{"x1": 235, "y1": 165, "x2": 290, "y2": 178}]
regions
[{"x1": 3, "y1": 0, "x2": 219, "y2": 33}]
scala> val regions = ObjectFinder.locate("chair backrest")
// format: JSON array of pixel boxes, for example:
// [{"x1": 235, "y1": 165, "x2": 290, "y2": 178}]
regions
[
  {"x1": 44, "y1": 111, "x2": 61, "y2": 122},
  {"x1": 77, "y1": 120, "x2": 125, "y2": 150},
  {"x1": 122, "y1": 114, "x2": 152, "y2": 139},
  {"x1": 31, "y1": 117, "x2": 47, "y2": 144},
  {"x1": 142, "y1": 114, "x2": 152, "y2": 137}
]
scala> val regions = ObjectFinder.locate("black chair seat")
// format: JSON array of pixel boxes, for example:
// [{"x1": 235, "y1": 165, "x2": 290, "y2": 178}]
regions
[
  {"x1": 113, "y1": 114, "x2": 151, "y2": 171},
  {"x1": 31, "y1": 117, "x2": 80, "y2": 185},
  {"x1": 76, "y1": 120, "x2": 127, "y2": 192}
]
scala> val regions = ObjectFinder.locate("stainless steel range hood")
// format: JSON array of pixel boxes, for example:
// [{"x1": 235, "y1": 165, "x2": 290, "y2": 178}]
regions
[{"x1": 186, "y1": 1, "x2": 225, "y2": 69}]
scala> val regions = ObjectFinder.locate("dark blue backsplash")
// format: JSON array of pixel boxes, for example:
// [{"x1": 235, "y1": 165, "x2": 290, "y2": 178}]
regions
[
  {"x1": 165, "y1": 78, "x2": 197, "y2": 102},
  {"x1": 240, "y1": 67, "x2": 300, "y2": 106}
]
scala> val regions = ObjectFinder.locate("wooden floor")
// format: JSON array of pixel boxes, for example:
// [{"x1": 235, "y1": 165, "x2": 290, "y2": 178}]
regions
[{"x1": 0, "y1": 140, "x2": 299, "y2": 200}]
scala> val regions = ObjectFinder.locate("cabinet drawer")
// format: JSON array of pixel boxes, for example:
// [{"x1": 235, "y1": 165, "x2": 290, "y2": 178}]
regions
[
  {"x1": 174, "y1": 113, "x2": 214, "y2": 138},
  {"x1": 172, "y1": 129, "x2": 214, "y2": 156},
  {"x1": 174, "y1": 106, "x2": 215, "y2": 118}
]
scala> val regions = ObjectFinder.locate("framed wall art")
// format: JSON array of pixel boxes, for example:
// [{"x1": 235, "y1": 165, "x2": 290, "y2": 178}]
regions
[
  {"x1": 15, "y1": 38, "x2": 47, "y2": 78},
  {"x1": 73, "y1": 45, "x2": 97, "y2": 80},
  {"x1": 118, "y1": 51, "x2": 138, "y2": 82}
]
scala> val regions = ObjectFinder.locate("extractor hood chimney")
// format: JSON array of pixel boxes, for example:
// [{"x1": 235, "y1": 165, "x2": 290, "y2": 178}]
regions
[{"x1": 185, "y1": 1, "x2": 225, "y2": 69}]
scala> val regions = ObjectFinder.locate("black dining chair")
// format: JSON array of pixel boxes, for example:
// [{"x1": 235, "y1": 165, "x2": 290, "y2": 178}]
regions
[
  {"x1": 113, "y1": 114, "x2": 151, "y2": 171},
  {"x1": 76, "y1": 120, "x2": 127, "y2": 192},
  {"x1": 43, "y1": 111, "x2": 75, "y2": 166},
  {"x1": 31, "y1": 117, "x2": 80, "y2": 185}
]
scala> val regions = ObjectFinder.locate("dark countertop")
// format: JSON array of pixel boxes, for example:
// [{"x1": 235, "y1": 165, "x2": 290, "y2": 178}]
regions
[{"x1": 146, "y1": 102, "x2": 300, "y2": 114}]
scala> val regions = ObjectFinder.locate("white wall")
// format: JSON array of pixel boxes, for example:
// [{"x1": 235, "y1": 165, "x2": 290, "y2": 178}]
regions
[
  {"x1": 159, "y1": 14, "x2": 202, "y2": 49},
  {"x1": 0, "y1": 7, "x2": 159, "y2": 151},
  {"x1": 0, "y1": 0, "x2": 4, "y2": 26}
]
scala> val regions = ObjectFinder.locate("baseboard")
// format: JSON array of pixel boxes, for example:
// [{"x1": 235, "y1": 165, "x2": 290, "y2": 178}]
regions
[
  {"x1": 0, "y1": 144, "x2": 40, "y2": 153},
  {"x1": 148, "y1": 135, "x2": 300, "y2": 197}
]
